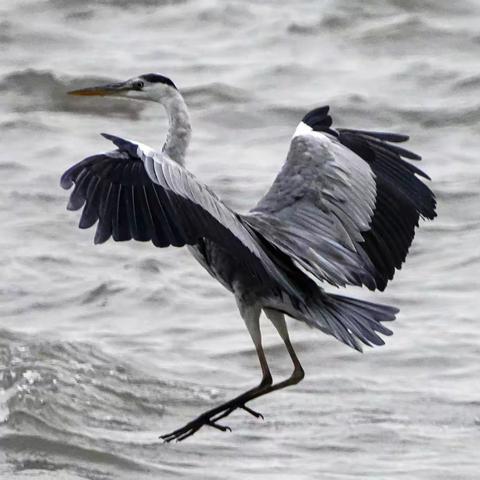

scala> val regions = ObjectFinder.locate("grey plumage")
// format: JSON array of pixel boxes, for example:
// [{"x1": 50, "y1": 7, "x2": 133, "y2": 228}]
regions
[
  {"x1": 61, "y1": 132, "x2": 300, "y2": 300},
  {"x1": 61, "y1": 75, "x2": 436, "y2": 440},
  {"x1": 245, "y1": 133, "x2": 379, "y2": 289}
]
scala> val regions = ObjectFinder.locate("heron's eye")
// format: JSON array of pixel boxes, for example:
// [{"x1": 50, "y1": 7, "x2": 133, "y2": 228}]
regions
[{"x1": 133, "y1": 81, "x2": 144, "y2": 90}]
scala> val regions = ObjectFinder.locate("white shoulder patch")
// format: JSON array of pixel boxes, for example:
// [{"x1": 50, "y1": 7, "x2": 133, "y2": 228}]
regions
[
  {"x1": 135, "y1": 141, "x2": 156, "y2": 160},
  {"x1": 293, "y1": 121, "x2": 313, "y2": 138},
  {"x1": 293, "y1": 121, "x2": 335, "y2": 147}
]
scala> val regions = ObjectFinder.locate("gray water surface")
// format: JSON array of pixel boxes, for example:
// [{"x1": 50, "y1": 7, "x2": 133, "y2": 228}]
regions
[{"x1": 1, "y1": 0, "x2": 479, "y2": 478}]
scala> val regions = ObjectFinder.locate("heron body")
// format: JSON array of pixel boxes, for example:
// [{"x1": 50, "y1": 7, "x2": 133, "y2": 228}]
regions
[{"x1": 62, "y1": 73, "x2": 436, "y2": 441}]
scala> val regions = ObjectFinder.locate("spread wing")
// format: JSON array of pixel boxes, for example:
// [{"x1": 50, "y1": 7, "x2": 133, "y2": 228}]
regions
[
  {"x1": 243, "y1": 106, "x2": 436, "y2": 291},
  {"x1": 60, "y1": 133, "x2": 300, "y2": 298}
]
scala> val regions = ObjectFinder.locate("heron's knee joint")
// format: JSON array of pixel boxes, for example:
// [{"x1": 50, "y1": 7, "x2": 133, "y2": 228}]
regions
[
  {"x1": 291, "y1": 366, "x2": 305, "y2": 385},
  {"x1": 260, "y1": 374, "x2": 273, "y2": 388}
]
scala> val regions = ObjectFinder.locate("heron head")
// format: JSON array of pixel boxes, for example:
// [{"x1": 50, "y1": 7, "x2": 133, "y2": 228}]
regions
[{"x1": 68, "y1": 73, "x2": 178, "y2": 103}]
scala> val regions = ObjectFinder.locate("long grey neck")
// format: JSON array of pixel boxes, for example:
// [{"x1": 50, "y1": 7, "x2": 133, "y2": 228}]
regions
[{"x1": 161, "y1": 90, "x2": 191, "y2": 165}]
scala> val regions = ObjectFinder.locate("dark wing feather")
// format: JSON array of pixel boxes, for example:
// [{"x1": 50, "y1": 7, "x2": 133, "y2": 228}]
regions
[
  {"x1": 243, "y1": 131, "x2": 379, "y2": 289},
  {"x1": 243, "y1": 105, "x2": 436, "y2": 291},
  {"x1": 336, "y1": 126, "x2": 436, "y2": 290},
  {"x1": 61, "y1": 135, "x2": 301, "y2": 299}
]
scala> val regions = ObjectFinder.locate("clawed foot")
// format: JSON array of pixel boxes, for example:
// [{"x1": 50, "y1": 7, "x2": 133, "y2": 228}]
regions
[
  {"x1": 160, "y1": 403, "x2": 264, "y2": 442},
  {"x1": 160, "y1": 415, "x2": 231, "y2": 443}
]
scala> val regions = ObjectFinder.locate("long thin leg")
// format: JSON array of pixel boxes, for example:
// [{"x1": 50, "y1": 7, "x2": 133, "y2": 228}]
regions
[
  {"x1": 160, "y1": 303, "x2": 272, "y2": 442},
  {"x1": 206, "y1": 309, "x2": 304, "y2": 425},
  {"x1": 262, "y1": 308, "x2": 305, "y2": 391}
]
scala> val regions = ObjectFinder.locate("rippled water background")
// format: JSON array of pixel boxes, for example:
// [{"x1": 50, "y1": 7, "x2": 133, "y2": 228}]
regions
[{"x1": 1, "y1": 0, "x2": 479, "y2": 478}]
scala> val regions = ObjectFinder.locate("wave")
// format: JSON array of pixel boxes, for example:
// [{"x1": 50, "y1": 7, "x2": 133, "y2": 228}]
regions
[
  {"x1": 0, "y1": 69, "x2": 144, "y2": 118},
  {"x1": 259, "y1": 94, "x2": 480, "y2": 132},
  {"x1": 4, "y1": 68, "x2": 475, "y2": 132},
  {"x1": 0, "y1": 327, "x2": 240, "y2": 477},
  {"x1": 0, "y1": 328, "x2": 195, "y2": 476},
  {"x1": 0, "y1": 20, "x2": 13, "y2": 44},
  {"x1": 287, "y1": 1, "x2": 475, "y2": 38},
  {"x1": 0, "y1": 432, "x2": 164, "y2": 476},
  {"x1": 49, "y1": 0, "x2": 184, "y2": 9},
  {"x1": 352, "y1": 14, "x2": 457, "y2": 42},
  {"x1": 453, "y1": 74, "x2": 480, "y2": 92},
  {"x1": 183, "y1": 82, "x2": 251, "y2": 108},
  {"x1": 0, "y1": 69, "x2": 255, "y2": 119},
  {"x1": 0, "y1": 329, "x2": 151, "y2": 434}
]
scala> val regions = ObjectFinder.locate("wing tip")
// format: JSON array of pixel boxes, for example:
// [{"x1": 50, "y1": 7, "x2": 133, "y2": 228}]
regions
[
  {"x1": 100, "y1": 132, "x2": 119, "y2": 143},
  {"x1": 302, "y1": 105, "x2": 333, "y2": 132},
  {"x1": 93, "y1": 236, "x2": 107, "y2": 245},
  {"x1": 60, "y1": 173, "x2": 73, "y2": 190},
  {"x1": 101, "y1": 132, "x2": 139, "y2": 158}
]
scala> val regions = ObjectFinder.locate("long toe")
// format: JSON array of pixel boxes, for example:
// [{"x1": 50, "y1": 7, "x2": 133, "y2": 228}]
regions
[
  {"x1": 241, "y1": 404, "x2": 264, "y2": 419},
  {"x1": 160, "y1": 410, "x2": 233, "y2": 442},
  {"x1": 160, "y1": 424, "x2": 195, "y2": 442},
  {"x1": 206, "y1": 420, "x2": 232, "y2": 432}
]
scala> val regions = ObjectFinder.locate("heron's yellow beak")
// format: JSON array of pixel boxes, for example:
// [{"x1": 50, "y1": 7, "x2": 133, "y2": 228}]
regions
[{"x1": 68, "y1": 82, "x2": 129, "y2": 96}]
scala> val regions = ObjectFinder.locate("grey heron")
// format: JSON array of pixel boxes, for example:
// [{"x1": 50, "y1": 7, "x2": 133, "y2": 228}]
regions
[{"x1": 61, "y1": 73, "x2": 436, "y2": 442}]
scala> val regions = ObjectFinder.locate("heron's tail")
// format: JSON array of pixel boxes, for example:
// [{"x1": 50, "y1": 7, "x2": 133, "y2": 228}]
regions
[{"x1": 303, "y1": 293, "x2": 398, "y2": 352}]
